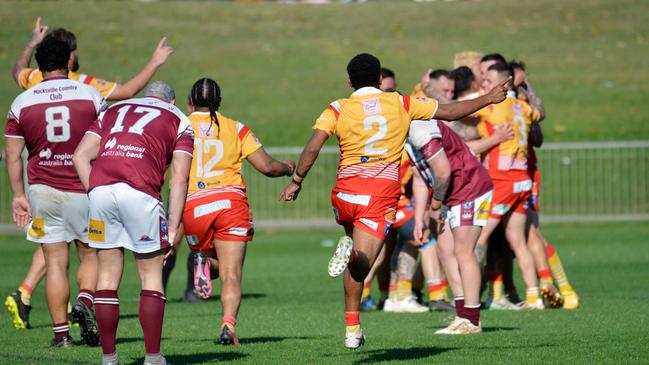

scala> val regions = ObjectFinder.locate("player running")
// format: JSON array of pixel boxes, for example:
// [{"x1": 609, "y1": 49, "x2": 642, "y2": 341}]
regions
[
  {"x1": 6, "y1": 17, "x2": 174, "y2": 330},
  {"x1": 182, "y1": 78, "x2": 294, "y2": 345},
  {"x1": 73, "y1": 81, "x2": 193, "y2": 365},
  {"x1": 279, "y1": 53, "x2": 509, "y2": 349},
  {"x1": 4, "y1": 35, "x2": 105, "y2": 347}
]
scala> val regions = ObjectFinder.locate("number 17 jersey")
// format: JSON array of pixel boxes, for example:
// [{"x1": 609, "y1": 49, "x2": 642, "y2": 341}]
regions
[
  {"x1": 313, "y1": 87, "x2": 439, "y2": 197},
  {"x1": 87, "y1": 97, "x2": 194, "y2": 200},
  {"x1": 5, "y1": 76, "x2": 105, "y2": 192}
]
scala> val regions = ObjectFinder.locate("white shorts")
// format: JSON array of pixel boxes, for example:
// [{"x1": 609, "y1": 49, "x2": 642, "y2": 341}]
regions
[
  {"x1": 26, "y1": 184, "x2": 89, "y2": 244},
  {"x1": 446, "y1": 190, "x2": 493, "y2": 229},
  {"x1": 88, "y1": 183, "x2": 169, "y2": 254}
]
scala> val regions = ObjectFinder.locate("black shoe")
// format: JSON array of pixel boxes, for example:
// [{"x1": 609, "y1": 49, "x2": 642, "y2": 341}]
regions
[
  {"x1": 219, "y1": 325, "x2": 240, "y2": 346},
  {"x1": 5, "y1": 291, "x2": 31, "y2": 329},
  {"x1": 51, "y1": 335, "x2": 74, "y2": 348},
  {"x1": 70, "y1": 300, "x2": 100, "y2": 346},
  {"x1": 428, "y1": 299, "x2": 455, "y2": 312},
  {"x1": 183, "y1": 289, "x2": 207, "y2": 304}
]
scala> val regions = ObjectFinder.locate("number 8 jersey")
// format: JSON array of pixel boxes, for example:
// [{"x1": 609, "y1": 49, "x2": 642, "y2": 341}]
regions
[
  {"x1": 313, "y1": 87, "x2": 439, "y2": 197},
  {"x1": 5, "y1": 76, "x2": 106, "y2": 192}
]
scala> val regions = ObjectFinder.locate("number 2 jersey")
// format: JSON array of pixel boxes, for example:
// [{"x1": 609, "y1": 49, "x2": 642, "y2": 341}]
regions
[
  {"x1": 86, "y1": 97, "x2": 194, "y2": 200},
  {"x1": 313, "y1": 87, "x2": 439, "y2": 198},
  {"x1": 186, "y1": 111, "x2": 262, "y2": 198},
  {"x1": 5, "y1": 76, "x2": 106, "y2": 192}
]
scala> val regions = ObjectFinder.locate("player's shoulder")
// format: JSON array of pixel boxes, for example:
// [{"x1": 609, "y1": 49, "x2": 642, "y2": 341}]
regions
[{"x1": 409, "y1": 119, "x2": 442, "y2": 148}]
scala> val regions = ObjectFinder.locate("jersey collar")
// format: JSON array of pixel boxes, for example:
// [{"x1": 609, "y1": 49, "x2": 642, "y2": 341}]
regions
[{"x1": 352, "y1": 86, "x2": 382, "y2": 96}]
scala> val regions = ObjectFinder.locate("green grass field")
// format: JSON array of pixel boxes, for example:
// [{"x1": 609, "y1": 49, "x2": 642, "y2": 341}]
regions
[{"x1": 0, "y1": 222, "x2": 648, "y2": 364}]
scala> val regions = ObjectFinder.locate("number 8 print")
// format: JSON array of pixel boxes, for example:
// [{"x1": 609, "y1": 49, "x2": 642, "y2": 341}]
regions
[{"x1": 45, "y1": 106, "x2": 71, "y2": 142}]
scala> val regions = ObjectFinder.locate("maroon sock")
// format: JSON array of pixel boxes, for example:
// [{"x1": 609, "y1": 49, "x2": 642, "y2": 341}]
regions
[
  {"x1": 77, "y1": 289, "x2": 95, "y2": 308},
  {"x1": 53, "y1": 322, "x2": 69, "y2": 341},
  {"x1": 454, "y1": 297, "x2": 465, "y2": 318},
  {"x1": 139, "y1": 290, "x2": 166, "y2": 355},
  {"x1": 95, "y1": 290, "x2": 120, "y2": 355},
  {"x1": 463, "y1": 304, "x2": 481, "y2": 326}
]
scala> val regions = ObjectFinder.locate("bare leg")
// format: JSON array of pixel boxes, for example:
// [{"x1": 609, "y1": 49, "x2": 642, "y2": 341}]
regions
[
  {"x1": 504, "y1": 213, "x2": 538, "y2": 291},
  {"x1": 41, "y1": 242, "x2": 70, "y2": 325},
  {"x1": 21, "y1": 247, "x2": 47, "y2": 293},
  {"x1": 343, "y1": 229, "x2": 384, "y2": 312},
  {"x1": 452, "y1": 226, "x2": 483, "y2": 306},
  {"x1": 436, "y1": 223, "x2": 462, "y2": 298},
  {"x1": 527, "y1": 211, "x2": 550, "y2": 273},
  {"x1": 75, "y1": 240, "x2": 98, "y2": 292},
  {"x1": 213, "y1": 241, "x2": 247, "y2": 320}
]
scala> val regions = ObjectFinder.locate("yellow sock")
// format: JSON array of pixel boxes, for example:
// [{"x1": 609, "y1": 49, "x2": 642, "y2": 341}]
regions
[
  {"x1": 546, "y1": 243, "x2": 573, "y2": 293},
  {"x1": 346, "y1": 324, "x2": 361, "y2": 334},
  {"x1": 362, "y1": 284, "x2": 371, "y2": 300},
  {"x1": 388, "y1": 272, "x2": 398, "y2": 301},
  {"x1": 427, "y1": 279, "x2": 445, "y2": 301},
  {"x1": 488, "y1": 275, "x2": 505, "y2": 302},
  {"x1": 397, "y1": 277, "x2": 412, "y2": 301},
  {"x1": 526, "y1": 287, "x2": 539, "y2": 304}
]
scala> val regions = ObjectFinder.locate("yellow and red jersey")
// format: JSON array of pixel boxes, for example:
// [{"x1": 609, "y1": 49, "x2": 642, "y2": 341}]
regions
[
  {"x1": 410, "y1": 82, "x2": 427, "y2": 99},
  {"x1": 18, "y1": 68, "x2": 117, "y2": 98},
  {"x1": 476, "y1": 92, "x2": 541, "y2": 181},
  {"x1": 313, "y1": 87, "x2": 438, "y2": 197},
  {"x1": 187, "y1": 112, "x2": 262, "y2": 198}
]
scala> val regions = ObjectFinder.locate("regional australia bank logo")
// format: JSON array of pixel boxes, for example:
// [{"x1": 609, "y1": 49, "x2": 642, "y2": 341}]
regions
[
  {"x1": 39, "y1": 148, "x2": 52, "y2": 159},
  {"x1": 105, "y1": 137, "x2": 117, "y2": 150}
]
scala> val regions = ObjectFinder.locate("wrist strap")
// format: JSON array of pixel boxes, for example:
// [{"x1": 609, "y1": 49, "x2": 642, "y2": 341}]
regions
[{"x1": 292, "y1": 172, "x2": 305, "y2": 183}]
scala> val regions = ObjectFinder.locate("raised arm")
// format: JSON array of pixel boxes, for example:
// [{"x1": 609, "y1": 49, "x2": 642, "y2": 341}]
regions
[
  {"x1": 521, "y1": 77, "x2": 545, "y2": 121},
  {"x1": 278, "y1": 129, "x2": 329, "y2": 201},
  {"x1": 12, "y1": 17, "x2": 48, "y2": 85},
  {"x1": 434, "y1": 77, "x2": 511, "y2": 121},
  {"x1": 105, "y1": 37, "x2": 174, "y2": 101},
  {"x1": 167, "y1": 152, "x2": 192, "y2": 247},
  {"x1": 5, "y1": 138, "x2": 30, "y2": 228},
  {"x1": 246, "y1": 148, "x2": 295, "y2": 177},
  {"x1": 73, "y1": 133, "x2": 101, "y2": 191}
]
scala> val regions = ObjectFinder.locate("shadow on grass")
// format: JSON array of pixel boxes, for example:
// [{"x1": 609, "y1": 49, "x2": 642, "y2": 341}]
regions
[
  {"x1": 127, "y1": 352, "x2": 247, "y2": 365},
  {"x1": 353, "y1": 346, "x2": 455, "y2": 363},
  {"x1": 116, "y1": 336, "x2": 169, "y2": 345},
  {"x1": 167, "y1": 292, "x2": 266, "y2": 303},
  {"x1": 481, "y1": 326, "x2": 518, "y2": 333},
  {"x1": 175, "y1": 335, "x2": 325, "y2": 344}
]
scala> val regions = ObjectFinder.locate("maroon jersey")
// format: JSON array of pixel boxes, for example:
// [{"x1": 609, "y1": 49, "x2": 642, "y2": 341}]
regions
[
  {"x1": 5, "y1": 76, "x2": 105, "y2": 192},
  {"x1": 409, "y1": 119, "x2": 493, "y2": 207},
  {"x1": 87, "y1": 97, "x2": 194, "y2": 200}
]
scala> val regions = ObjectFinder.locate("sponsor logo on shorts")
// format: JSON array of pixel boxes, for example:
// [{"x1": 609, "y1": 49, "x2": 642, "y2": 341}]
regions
[
  {"x1": 28, "y1": 217, "x2": 45, "y2": 238},
  {"x1": 104, "y1": 137, "x2": 117, "y2": 150},
  {"x1": 477, "y1": 200, "x2": 491, "y2": 221},
  {"x1": 360, "y1": 156, "x2": 370, "y2": 163},
  {"x1": 228, "y1": 227, "x2": 248, "y2": 237},
  {"x1": 186, "y1": 235, "x2": 199, "y2": 246},
  {"x1": 359, "y1": 218, "x2": 379, "y2": 231},
  {"x1": 336, "y1": 192, "x2": 370, "y2": 206},
  {"x1": 513, "y1": 179, "x2": 533, "y2": 193},
  {"x1": 197, "y1": 181, "x2": 206, "y2": 189},
  {"x1": 160, "y1": 219, "x2": 168, "y2": 234},
  {"x1": 462, "y1": 211, "x2": 473, "y2": 219},
  {"x1": 462, "y1": 201, "x2": 474, "y2": 210},
  {"x1": 333, "y1": 208, "x2": 339, "y2": 221},
  {"x1": 88, "y1": 219, "x2": 105, "y2": 242},
  {"x1": 194, "y1": 200, "x2": 231, "y2": 218},
  {"x1": 384, "y1": 208, "x2": 397, "y2": 224},
  {"x1": 492, "y1": 204, "x2": 509, "y2": 216},
  {"x1": 139, "y1": 235, "x2": 153, "y2": 242}
]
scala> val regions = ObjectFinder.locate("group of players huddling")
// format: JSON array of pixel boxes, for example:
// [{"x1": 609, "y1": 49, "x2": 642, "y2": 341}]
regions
[{"x1": 2, "y1": 17, "x2": 578, "y2": 364}]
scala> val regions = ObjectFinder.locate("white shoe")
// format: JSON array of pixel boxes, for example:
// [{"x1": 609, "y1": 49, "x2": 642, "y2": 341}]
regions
[
  {"x1": 345, "y1": 328, "x2": 365, "y2": 349},
  {"x1": 488, "y1": 297, "x2": 521, "y2": 311},
  {"x1": 143, "y1": 354, "x2": 167, "y2": 365},
  {"x1": 382, "y1": 298, "x2": 394, "y2": 312},
  {"x1": 328, "y1": 236, "x2": 353, "y2": 278},
  {"x1": 454, "y1": 319, "x2": 482, "y2": 334},
  {"x1": 434, "y1": 316, "x2": 464, "y2": 334},
  {"x1": 517, "y1": 299, "x2": 544, "y2": 310},
  {"x1": 393, "y1": 296, "x2": 429, "y2": 313}
]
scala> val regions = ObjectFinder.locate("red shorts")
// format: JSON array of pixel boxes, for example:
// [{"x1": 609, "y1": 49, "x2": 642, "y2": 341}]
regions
[
  {"x1": 490, "y1": 179, "x2": 532, "y2": 219},
  {"x1": 331, "y1": 190, "x2": 398, "y2": 240},
  {"x1": 392, "y1": 198, "x2": 415, "y2": 230},
  {"x1": 529, "y1": 167, "x2": 541, "y2": 212},
  {"x1": 182, "y1": 191, "x2": 253, "y2": 251}
]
